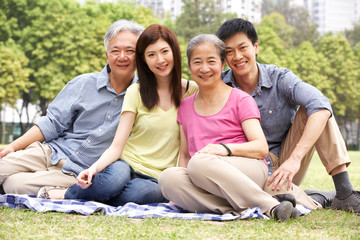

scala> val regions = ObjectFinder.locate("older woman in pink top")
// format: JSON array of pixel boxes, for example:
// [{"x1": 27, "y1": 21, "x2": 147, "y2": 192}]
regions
[{"x1": 159, "y1": 34, "x2": 304, "y2": 222}]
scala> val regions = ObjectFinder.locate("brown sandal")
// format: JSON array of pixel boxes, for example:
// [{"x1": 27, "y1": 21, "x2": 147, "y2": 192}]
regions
[{"x1": 36, "y1": 186, "x2": 67, "y2": 199}]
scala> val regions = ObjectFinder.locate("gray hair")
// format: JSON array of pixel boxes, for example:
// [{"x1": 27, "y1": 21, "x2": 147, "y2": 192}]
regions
[
  {"x1": 186, "y1": 34, "x2": 226, "y2": 66},
  {"x1": 104, "y1": 19, "x2": 144, "y2": 52}
]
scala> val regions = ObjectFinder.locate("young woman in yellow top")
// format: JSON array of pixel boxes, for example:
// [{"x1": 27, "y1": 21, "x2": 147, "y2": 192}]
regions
[{"x1": 38, "y1": 24, "x2": 197, "y2": 205}]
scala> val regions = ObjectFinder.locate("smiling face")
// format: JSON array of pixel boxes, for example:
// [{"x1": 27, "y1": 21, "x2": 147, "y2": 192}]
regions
[
  {"x1": 144, "y1": 39, "x2": 174, "y2": 82},
  {"x1": 224, "y1": 32, "x2": 259, "y2": 80},
  {"x1": 106, "y1": 30, "x2": 138, "y2": 81},
  {"x1": 189, "y1": 42, "x2": 224, "y2": 88}
]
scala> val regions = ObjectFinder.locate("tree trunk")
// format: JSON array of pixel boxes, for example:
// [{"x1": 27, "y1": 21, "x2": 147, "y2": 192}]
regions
[
  {"x1": 1, "y1": 106, "x2": 6, "y2": 144},
  {"x1": 358, "y1": 115, "x2": 360, "y2": 150}
]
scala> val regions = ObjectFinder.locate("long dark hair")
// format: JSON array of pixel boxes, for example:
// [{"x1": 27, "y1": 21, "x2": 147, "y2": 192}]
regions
[{"x1": 136, "y1": 24, "x2": 182, "y2": 110}]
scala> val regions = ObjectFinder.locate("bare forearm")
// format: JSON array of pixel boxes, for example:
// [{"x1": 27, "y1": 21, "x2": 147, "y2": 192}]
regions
[
  {"x1": 91, "y1": 146, "x2": 123, "y2": 173},
  {"x1": 289, "y1": 109, "x2": 331, "y2": 162},
  {"x1": 228, "y1": 140, "x2": 268, "y2": 159},
  {"x1": 10, "y1": 125, "x2": 45, "y2": 151},
  {"x1": 178, "y1": 154, "x2": 190, "y2": 168}
]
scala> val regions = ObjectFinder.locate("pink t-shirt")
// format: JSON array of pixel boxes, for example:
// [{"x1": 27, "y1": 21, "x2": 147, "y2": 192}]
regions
[{"x1": 178, "y1": 88, "x2": 261, "y2": 157}]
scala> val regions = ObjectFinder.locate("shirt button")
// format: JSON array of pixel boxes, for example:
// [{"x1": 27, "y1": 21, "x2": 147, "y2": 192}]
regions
[
  {"x1": 115, "y1": 98, "x2": 118, "y2": 101},
  {"x1": 88, "y1": 140, "x2": 91, "y2": 143},
  {"x1": 76, "y1": 152, "x2": 79, "y2": 155},
  {"x1": 269, "y1": 110, "x2": 273, "y2": 114},
  {"x1": 108, "y1": 115, "x2": 111, "y2": 119},
  {"x1": 99, "y1": 128, "x2": 102, "y2": 132}
]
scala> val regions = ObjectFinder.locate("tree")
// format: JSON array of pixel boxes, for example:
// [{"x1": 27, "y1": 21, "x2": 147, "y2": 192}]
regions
[
  {"x1": 345, "y1": 21, "x2": 360, "y2": 47},
  {"x1": 256, "y1": 14, "x2": 288, "y2": 67},
  {"x1": 1, "y1": 0, "x2": 160, "y2": 135},
  {"x1": 0, "y1": 41, "x2": 33, "y2": 143},
  {"x1": 286, "y1": 41, "x2": 334, "y2": 102},
  {"x1": 0, "y1": 41, "x2": 32, "y2": 109},
  {"x1": 316, "y1": 34, "x2": 360, "y2": 121},
  {"x1": 174, "y1": 0, "x2": 236, "y2": 42},
  {"x1": 261, "y1": 0, "x2": 319, "y2": 47}
]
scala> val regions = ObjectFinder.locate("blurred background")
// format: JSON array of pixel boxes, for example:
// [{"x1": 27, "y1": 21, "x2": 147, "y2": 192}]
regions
[{"x1": 0, "y1": 0, "x2": 359, "y2": 149}]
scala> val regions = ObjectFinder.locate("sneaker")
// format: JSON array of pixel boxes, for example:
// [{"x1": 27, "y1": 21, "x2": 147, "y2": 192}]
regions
[
  {"x1": 37, "y1": 186, "x2": 67, "y2": 199},
  {"x1": 270, "y1": 201, "x2": 294, "y2": 222},
  {"x1": 331, "y1": 191, "x2": 360, "y2": 214},
  {"x1": 304, "y1": 189, "x2": 336, "y2": 208}
]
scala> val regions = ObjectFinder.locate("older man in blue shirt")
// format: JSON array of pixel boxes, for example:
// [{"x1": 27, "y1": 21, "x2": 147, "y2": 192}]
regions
[
  {"x1": 0, "y1": 19, "x2": 144, "y2": 195},
  {"x1": 217, "y1": 18, "x2": 359, "y2": 214}
]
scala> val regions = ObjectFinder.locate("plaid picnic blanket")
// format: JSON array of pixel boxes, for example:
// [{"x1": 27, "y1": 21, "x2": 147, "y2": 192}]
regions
[{"x1": 0, "y1": 194, "x2": 310, "y2": 220}]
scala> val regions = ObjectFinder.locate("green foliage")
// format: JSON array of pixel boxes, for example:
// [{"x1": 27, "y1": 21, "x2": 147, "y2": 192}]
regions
[
  {"x1": 1, "y1": 0, "x2": 159, "y2": 116},
  {"x1": 287, "y1": 41, "x2": 335, "y2": 102},
  {"x1": 178, "y1": 37, "x2": 191, "y2": 81},
  {"x1": 345, "y1": 21, "x2": 360, "y2": 47},
  {"x1": 316, "y1": 34, "x2": 360, "y2": 119},
  {"x1": 261, "y1": 0, "x2": 319, "y2": 47},
  {"x1": 1, "y1": 0, "x2": 360, "y2": 127},
  {"x1": 0, "y1": 40, "x2": 33, "y2": 109},
  {"x1": 256, "y1": 24, "x2": 287, "y2": 67},
  {"x1": 174, "y1": 0, "x2": 236, "y2": 42},
  {"x1": 257, "y1": 13, "x2": 294, "y2": 50}
]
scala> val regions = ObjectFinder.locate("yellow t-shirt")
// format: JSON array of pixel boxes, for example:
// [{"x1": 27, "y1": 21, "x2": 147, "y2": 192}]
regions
[{"x1": 121, "y1": 81, "x2": 198, "y2": 179}]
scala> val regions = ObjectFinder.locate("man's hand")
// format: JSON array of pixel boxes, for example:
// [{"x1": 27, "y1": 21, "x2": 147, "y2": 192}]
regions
[
  {"x1": 196, "y1": 144, "x2": 229, "y2": 156},
  {"x1": 0, "y1": 145, "x2": 16, "y2": 159},
  {"x1": 267, "y1": 157, "x2": 301, "y2": 191},
  {"x1": 76, "y1": 167, "x2": 96, "y2": 189}
]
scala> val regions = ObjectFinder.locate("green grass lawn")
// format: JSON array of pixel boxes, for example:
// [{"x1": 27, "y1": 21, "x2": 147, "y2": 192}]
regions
[{"x1": 1, "y1": 152, "x2": 359, "y2": 239}]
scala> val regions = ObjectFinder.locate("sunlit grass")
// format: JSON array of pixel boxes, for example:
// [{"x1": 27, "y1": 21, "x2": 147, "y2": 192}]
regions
[{"x1": 1, "y1": 151, "x2": 359, "y2": 239}]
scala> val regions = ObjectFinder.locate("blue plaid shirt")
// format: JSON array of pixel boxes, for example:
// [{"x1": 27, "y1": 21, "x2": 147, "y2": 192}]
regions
[
  {"x1": 36, "y1": 66, "x2": 137, "y2": 176},
  {"x1": 222, "y1": 63, "x2": 332, "y2": 157}
]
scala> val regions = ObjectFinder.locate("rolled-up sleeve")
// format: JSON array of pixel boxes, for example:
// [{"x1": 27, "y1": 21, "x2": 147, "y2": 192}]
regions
[
  {"x1": 278, "y1": 70, "x2": 333, "y2": 117},
  {"x1": 36, "y1": 80, "x2": 79, "y2": 142}
]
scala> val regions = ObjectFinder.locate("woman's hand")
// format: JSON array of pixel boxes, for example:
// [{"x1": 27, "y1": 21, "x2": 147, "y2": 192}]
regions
[
  {"x1": 76, "y1": 167, "x2": 97, "y2": 189},
  {"x1": 196, "y1": 144, "x2": 229, "y2": 156}
]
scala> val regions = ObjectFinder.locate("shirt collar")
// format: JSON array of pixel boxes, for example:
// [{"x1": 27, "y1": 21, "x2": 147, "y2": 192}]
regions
[
  {"x1": 222, "y1": 63, "x2": 273, "y2": 93},
  {"x1": 257, "y1": 63, "x2": 272, "y2": 89},
  {"x1": 96, "y1": 65, "x2": 138, "y2": 95}
]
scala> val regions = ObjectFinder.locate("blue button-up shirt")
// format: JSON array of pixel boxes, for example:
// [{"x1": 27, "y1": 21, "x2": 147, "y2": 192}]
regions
[
  {"x1": 222, "y1": 63, "x2": 332, "y2": 156},
  {"x1": 36, "y1": 66, "x2": 137, "y2": 176}
]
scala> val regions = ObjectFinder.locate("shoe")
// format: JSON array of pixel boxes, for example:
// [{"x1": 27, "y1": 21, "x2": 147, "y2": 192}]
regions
[
  {"x1": 305, "y1": 189, "x2": 336, "y2": 208},
  {"x1": 273, "y1": 194, "x2": 296, "y2": 207},
  {"x1": 270, "y1": 201, "x2": 294, "y2": 222},
  {"x1": 331, "y1": 191, "x2": 360, "y2": 214},
  {"x1": 291, "y1": 208, "x2": 300, "y2": 219},
  {"x1": 37, "y1": 186, "x2": 67, "y2": 199}
]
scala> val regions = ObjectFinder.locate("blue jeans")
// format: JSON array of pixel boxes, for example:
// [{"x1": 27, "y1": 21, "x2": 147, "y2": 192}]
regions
[{"x1": 65, "y1": 159, "x2": 167, "y2": 206}]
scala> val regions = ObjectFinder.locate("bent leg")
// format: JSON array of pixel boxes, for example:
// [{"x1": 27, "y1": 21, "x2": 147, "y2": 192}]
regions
[
  {"x1": 3, "y1": 169, "x2": 76, "y2": 195},
  {"x1": 278, "y1": 107, "x2": 315, "y2": 185},
  {"x1": 263, "y1": 179, "x2": 322, "y2": 210},
  {"x1": 0, "y1": 142, "x2": 51, "y2": 185},
  {"x1": 187, "y1": 154, "x2": 278, "y2": 213},
  {"x1": 65, "y1": 160, "x2": 131, "y2": 202},
  {"x1": 107, "y1": 174, "x2": 166, "y2": 206},
  {"x1": 315, "y1": 116, "x2": 350, "y2": 174},
  {"x1": 159, "y1": 167, "x2": 236, "y2": 215},
  {"x1": 278, "y1": 108, "x2": 351, "y2": 185}
]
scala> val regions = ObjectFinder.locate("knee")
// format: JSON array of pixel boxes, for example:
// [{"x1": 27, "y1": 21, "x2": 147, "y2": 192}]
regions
[
  {"x1": 187, "y1": 154, "x2": 218, "y2": 178},
  {"x1": 159, "y1": 167, "x2": 187, "y2": 199},
  {"x1": 159, "y1": 167, "x2": 181, "y2": 192},
  {"x1": 3, "y1": 175, "x2": 29, "y2": 194},
  {"x1": 98, "y1": 160, "x2": 131, "y2": 185},
  {"x1": 120, "y1": 179, "x2": 166, "y2": 205}
]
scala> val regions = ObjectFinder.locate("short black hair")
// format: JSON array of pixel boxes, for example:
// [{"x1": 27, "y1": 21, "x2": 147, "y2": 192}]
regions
[{"x1": 216, "y1": 18, "x2": 258, "y2": 45}]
